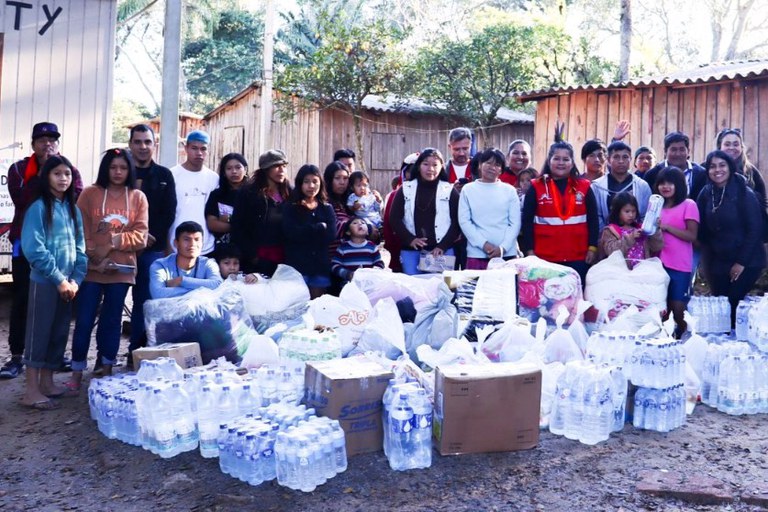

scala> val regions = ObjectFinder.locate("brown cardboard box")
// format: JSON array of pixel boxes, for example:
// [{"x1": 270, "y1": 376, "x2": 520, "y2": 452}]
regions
[
  {"x1": 304, "y1": 356, "x2": 394, "y2": 456},
  {"x1": 132, "y1": 342, "x2": 202, "y2": 370},
  {"x1": 434, "y1": 362, "x2": 541, "y2": 455}
]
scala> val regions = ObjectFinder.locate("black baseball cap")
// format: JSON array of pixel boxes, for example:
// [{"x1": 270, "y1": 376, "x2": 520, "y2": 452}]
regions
[{"x1": 31, "y1": 122, "x2": 61, "y2": 140}]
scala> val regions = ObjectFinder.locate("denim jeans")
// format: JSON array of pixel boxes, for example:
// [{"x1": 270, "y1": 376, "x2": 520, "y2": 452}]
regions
[
  {"x1": 71, "y1": 281, "x2": 130, "y2": 371},
  {"x1": 129, "y1": 250, "x2": 164, "y2": 352}
]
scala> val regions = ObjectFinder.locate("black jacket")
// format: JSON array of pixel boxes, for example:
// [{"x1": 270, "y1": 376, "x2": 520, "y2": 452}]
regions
[
  {"x1": 282, "y1": 201, "x2": 336, "y2": 277},
  {"x1": 137, "y1": 162, "x2": 176, "y2": 251},
  {"x1": 697, "y1": 174, "x2": 766, "y2": 270},
  {"x1": 643, "y1": 162, "x2": 706, "y2": 201},
  {"x1": 230, "y1": 186, "x2": 286, "y2": 274}
]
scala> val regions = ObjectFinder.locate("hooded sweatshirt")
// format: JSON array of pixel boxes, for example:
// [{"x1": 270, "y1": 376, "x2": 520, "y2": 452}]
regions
[{"x1": 77, "y1": 185, "x2": 149, "y2": 284}]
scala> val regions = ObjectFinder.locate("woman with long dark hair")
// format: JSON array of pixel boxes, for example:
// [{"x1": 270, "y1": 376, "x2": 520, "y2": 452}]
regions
[
  {"x1": 230, "y1": 150, "x2": 291, "y2": 276},
  {"x1": 205, "y1": 153, "x2": 247, "y2": 248},
  {"x1": 520, "y1": 140, "x2": 599, "y2": 284},
  {"x1": 282, "y1": 164, "x2": 336, "y2": 298},
  {"x1": 697, "y1": 150, "x2": 765, "y2": 328},
  {"x1": 388, "y1": 148, "x2": 461, "y2": 275},
  {"x1": 68, "y1": 148, "x2": 148, "y2": 388}
]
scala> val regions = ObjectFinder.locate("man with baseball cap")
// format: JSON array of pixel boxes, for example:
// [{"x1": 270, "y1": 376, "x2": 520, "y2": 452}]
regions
[
  {"x1": 168, "y1": 130, "x2": 219, "y2": 256},
  {"x1": 1, "y1": 122, "x2": 84, "y2": 379}
]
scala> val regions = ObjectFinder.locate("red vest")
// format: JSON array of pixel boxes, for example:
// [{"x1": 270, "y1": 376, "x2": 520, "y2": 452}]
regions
[{"x1": 531, "y1": 176, "x2": 591, "y2": 262}]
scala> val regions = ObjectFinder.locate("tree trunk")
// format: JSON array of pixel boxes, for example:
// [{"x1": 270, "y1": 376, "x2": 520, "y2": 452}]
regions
[
  {"x1": 619, "y1": 0, "x2": 632, "y2": 81},
  {"x1": 353, "y1": 108, "x2": 366, "y2": 171}
]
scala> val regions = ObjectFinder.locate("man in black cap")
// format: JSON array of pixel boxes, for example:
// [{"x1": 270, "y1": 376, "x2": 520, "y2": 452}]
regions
[{"x1": 1, "y1": 122, "x2": 83, "y2": 379}]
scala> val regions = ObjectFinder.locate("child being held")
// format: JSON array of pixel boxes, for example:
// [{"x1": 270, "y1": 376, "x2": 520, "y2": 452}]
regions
[
  {"x1": 331, "y1": 218, "x2": 385, "y2": 282},
  {"x1": 215, "y1": 243, "x2": 259, "y2": 283},
  {"x1": 346, "y1": 171, "x2": 382, "y2": 230},
  {"x1": 598, "y1": 192, "x2": 663, "y2": 268}
]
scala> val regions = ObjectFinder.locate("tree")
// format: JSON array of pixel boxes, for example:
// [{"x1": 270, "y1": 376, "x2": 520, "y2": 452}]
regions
[
  {"x1": 182, "y1": 9, "x2": 265, "y2": 113},
  {"x1": 403, "y1": 21, "x2": 614, "y2": 142},
  {"x1": 619, "y1": 0, "x2": 631, "y2": 81},
  {"x1": 275, "y1": 16, "x2": 405, "y2": 169}
]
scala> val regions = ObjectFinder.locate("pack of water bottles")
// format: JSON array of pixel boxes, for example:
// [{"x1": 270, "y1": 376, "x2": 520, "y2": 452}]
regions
[
  {"x1": 279, "y1": 327, "x2": 342, "y2": 362},
  {"x1": 687, "y1": 296, "x2": 731, "y2": 334},
  {"x1": 585, "y1": 331, "x2": 650, "y2": 368},
  {"x1": 549, "y1": 361, "x2": 627, "y2": 445},
  {"x1": 627, "y1": 339, "x2": 687, "y2": 389},
  {"x1": 381, "y1": 379, "x2": 433, "y2": 470},
  {"x1": 745, "y1": 296, "x2": 768, "y2": 350},
  {"x1": 700, "y1": 339, "x2": 768, "y2": 415},
  {"x1": 632, "y1": 385, "x2": 687, "y2": 431},
  {"x1": 216, "y1": 404, "x2": 347, "y2": 492},
  {"x1": 88, "y1": 374, "x2": 142, "y2": 445}
]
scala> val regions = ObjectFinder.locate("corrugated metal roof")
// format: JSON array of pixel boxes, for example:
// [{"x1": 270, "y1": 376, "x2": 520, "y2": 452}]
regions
[{"x1": 516, "y1": 59, "x2": 768, "y2": 101}]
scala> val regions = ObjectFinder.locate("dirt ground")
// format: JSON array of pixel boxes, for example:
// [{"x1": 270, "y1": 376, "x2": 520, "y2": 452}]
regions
[{"x1": 0, "y1": 283, "x2": 767, "y2": 512}]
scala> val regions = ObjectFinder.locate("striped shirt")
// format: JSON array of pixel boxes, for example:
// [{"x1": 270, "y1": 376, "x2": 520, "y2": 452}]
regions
[{"x1": 331, "y1": 240, "x2": 384, "y2": 280}]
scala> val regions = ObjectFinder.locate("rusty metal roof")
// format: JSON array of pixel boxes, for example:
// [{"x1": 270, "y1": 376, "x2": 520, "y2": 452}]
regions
[{"x1": 516, "y1": 59, "x2": 768, "y2": 101}]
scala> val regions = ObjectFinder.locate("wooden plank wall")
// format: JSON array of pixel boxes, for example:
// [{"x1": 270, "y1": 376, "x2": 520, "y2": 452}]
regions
[
  {"x1": 529, "y1": 80, "x2": 768, "y2": 181},
  {"x1": 0, "y1": 0, "x2": 117, "y2": 185},
  {"x1": 205, "y1": 93, "x2": 534, "y2": 194}
]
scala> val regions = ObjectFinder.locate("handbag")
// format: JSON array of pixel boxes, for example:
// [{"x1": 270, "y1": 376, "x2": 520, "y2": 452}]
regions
[{"x1": 417, "y1": 251, "x2": 456, "y2": 273}]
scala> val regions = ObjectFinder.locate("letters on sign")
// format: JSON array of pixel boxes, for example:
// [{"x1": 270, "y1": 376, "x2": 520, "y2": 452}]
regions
[{"x1": 6, "y1": 1, "x2": 63, "y2": 36}]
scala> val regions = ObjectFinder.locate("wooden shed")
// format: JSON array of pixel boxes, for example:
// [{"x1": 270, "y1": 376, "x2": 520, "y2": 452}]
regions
[
  {"x1": 203, "y1": 82, "x2": 534, "y2": 192},
  {"x1": 516, "y1": 60, "x2": 768, "y2": 177}
]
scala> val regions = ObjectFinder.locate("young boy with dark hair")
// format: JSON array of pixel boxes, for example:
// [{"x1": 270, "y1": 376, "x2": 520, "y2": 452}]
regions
[
  {"x1": 331, "y1": 218, "x2": 384, "y2": 282},
  {"x1": 214, "y1": 243, "x2": 259, "y2": 283}
]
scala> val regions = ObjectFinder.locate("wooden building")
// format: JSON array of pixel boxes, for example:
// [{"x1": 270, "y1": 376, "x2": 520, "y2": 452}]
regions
[
  {"x1": 516, "y1": 60, "x2": 768, "y2": 177},
  {"x1": 203, "y1": 82, "x2": 534, "y2": 192}
]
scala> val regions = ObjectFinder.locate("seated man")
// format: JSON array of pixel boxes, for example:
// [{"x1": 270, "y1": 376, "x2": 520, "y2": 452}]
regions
[{"x1": 149, "y1": 221, "x2": 222, "y2": 299}]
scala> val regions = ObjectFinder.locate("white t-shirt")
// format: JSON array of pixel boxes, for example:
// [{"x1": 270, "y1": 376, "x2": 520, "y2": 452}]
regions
[{"x1": 169, "y1": 164, "x2": 220, "y2": 255}]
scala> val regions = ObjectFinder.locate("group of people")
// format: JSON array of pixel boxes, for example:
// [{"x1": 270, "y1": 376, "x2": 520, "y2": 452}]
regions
[{"x1": 2, "y1": 120, "x2": 765, "y2": 410}]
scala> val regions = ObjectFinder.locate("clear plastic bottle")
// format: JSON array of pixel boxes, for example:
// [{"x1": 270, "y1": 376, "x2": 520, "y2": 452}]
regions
[
  {"x1": 632, "y1": 387, "x2": 646, "y2": 430},
  {"x1": 387, "y1": 394, "x2": 415, "y2": 471},
  {"x1": 198, "y1": 386, "x2": 219, "y2": 458},
  {"x1": 579, "y1": 367, "x2": 612, "y2": 445},
  {"x1": 550, "y1": 362, "x2": 576, "y2": 436},
  {"x1": 408, "y1": 388, "x2": 433, "y2": 468},
  {"x1": 295, "y1": 436, "x2": 317, "y2": 492},
  {"x1": 329, "y1": 420, "x2": 347, "y2": 474}
]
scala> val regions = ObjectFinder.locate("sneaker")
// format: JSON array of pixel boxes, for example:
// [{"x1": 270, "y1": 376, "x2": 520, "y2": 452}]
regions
[{"x1": 0, "y1": 358, "x2": 24, "y2": 379}]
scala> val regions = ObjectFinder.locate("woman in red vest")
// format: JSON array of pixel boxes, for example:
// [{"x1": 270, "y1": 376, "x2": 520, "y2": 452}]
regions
[{"x1": 520, "y1": 141, "x2": 599, "y2": 285}]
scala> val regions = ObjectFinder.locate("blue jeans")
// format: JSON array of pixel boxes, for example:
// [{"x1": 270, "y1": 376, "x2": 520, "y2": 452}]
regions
[
  {"x1": 129, "y1": 250, "x2": 164, "y2": 351},
  {"x1": 400, "y1": 248, "x2": 455, "y2": 275},
  {"x1": 71, "y1": 281, "x2": 130, "y2": 371}
]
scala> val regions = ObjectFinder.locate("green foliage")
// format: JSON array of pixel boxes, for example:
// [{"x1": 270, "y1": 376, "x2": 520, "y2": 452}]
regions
[
  {"x1": 111, "y1": 97, "x2": 153, "y2": 143},
  {"x1": 404, "y1": 21, "x2": 616, "y2": 128},
  {"x1": 182, "y1": 9, "x2": 264, "y2": 113}
]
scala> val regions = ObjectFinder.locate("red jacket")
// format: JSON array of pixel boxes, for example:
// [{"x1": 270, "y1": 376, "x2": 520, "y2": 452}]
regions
[{"x1": 531, "y1": 176, "x2": 591, "y2": 262}]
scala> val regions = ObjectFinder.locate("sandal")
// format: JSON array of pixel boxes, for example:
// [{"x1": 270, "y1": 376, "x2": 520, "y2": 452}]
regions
[
  {"x1": 21, "y1": 399, "x2": 61, "y2": 410},
  {"x1": 61, "y1": 380, "x2": 81, "y2": 397}
]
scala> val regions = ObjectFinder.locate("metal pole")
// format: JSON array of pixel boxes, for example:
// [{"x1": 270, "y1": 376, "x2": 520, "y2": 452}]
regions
[
  {"x1": 159, "y1": 0, "x2": 182, "y2": 167},
  {"x1": 259, "y1": 0, "x2": 275, "y2": 154}
]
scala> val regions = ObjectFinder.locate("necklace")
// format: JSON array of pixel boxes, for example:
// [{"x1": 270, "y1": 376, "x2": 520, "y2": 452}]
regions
[{"x1": 711, "y1": 184, "x2": 726, "y2": 212}]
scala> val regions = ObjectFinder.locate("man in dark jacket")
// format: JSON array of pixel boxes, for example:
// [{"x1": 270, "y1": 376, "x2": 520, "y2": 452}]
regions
[
  {"x1": 127, "y1": 124, "x2": 177, "y2": 365},
  {"x1": 642, "y1": 131, "x2": 706, "y2": 200},
  {"x1": 1, "y1": 122, "x2": 83, "y2": 379}
]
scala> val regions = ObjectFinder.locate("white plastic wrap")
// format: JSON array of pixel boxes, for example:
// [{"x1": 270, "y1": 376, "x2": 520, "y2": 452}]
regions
[
  {"x1": 585, "y1": 251, "x2": 670, "y2": 323},
  {"x1": 238, "y1": 264, "x2": 311, "y2": 331},
  {"x1": 144, "y1": 283, "x2": 257, "y2": 365},
  {"x1": 351, "y1": 268, "x2": 443, "y2": 311}
]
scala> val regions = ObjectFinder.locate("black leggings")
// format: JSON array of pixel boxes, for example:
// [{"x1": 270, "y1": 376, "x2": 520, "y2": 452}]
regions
[{"x1": 708, "y1": 265, "x2": 762, "y2": 328}]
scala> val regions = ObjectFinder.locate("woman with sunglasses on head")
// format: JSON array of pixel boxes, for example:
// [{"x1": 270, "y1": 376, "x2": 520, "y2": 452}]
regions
[{"x1": 715, "y1": 128, "x2": 767, "y2": 230}]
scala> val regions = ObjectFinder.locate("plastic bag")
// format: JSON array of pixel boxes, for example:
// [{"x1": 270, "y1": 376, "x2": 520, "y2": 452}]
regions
[
  {"x1": 145, "y1": 283, "x2": 257, "y2": 364},
  {"x1": 238, "y1": 264, "x2": 310, "y2": 330},
  {"x1": 683, "y1": 312, "x2": 708, "y2": 380},
  {"x1": 567, "y1": 300, "x2": 592, "y2": 356},
  {"x1": 416, "y1": 337, "x2": 487, "y2": 370},
  {"x1": 540, "y1": 361, "x2": 565, "y2": 429},
  {"x1": 493, "y1": 256, "x2": 582, "y2": 327},
  {"x1": 352, "y1": 268, "x2": 443, "y2": 311},
  {"x1": 585, "y1": 252, "x2": 670, "y2": 323},
  {"x1": 601, "y1": 304, "x2": 663, "y2": 337},
  {"x1": 307, "y1": 282, "x2": 372, "y2": 356},
  {"x1": 478, "y1": 317, "x2": 535, "y2": 363},
  {"x1": 351, "y1": 297, "x2": 405, "y2": 360},
  {"x1": 447, "y1": 267, "x2": 518, "y2": 342},
  {"x1": 239, "y1": 332, "x2": 280, "y2": 368},
  {"x1": 542, "y1": 307, "x2": 583, "y2": 364},
  {"x1": 408, "y1": 282, "x2": 457, "y2": 360}
]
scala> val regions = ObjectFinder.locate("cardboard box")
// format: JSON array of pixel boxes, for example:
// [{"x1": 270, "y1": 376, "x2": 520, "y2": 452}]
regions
[
  {"x1": 132, "y1": 342, "x2": 202, "y2": 370},
  {"x1": 434, "y1": 362, "x2": 541, "y2": 455},
  {"x1": 304, "y1": 356, "x2": 394, "y2": 456}
]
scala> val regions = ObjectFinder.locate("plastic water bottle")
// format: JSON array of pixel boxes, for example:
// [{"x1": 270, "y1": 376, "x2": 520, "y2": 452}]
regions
[
  {"x1": 198, "y1": 386, "x2": 219, "y2": 458},
  {"x1": 329, "y1": 420, "x2": 347, "y2": 474},
  {"x1": 632, "y1": 387, "x2": 646, "y2": 429},
  {"x1": 168, "y1": 382, "x2": 198, "y2": 454},
  {"x1": 550, "y1": 362, "x2": 576, "y2": 436},
  {"x1": 295, "y1": 436, "x2": 317, "y2": 492},
  {"x1": 579, "y1": 367, "x2": 612, "y2": 445},
  {"x1": 408, "y1": 388, "x2": 433, "y2": 469},
  {"x1": 609, "y1": 366, "x2": 627, "y2": 433},
  {"x1": 564, "y1": 364, "x2": 588, "y2": 440},
  {"x1": 387, "y1": 394, "x2": 415, "y2": 471}
]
